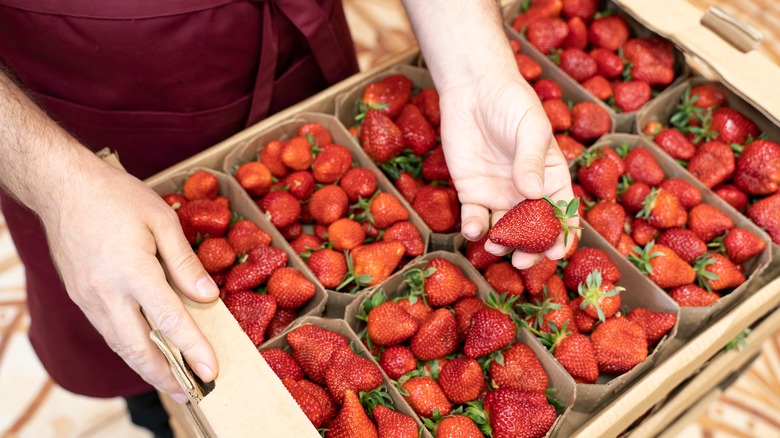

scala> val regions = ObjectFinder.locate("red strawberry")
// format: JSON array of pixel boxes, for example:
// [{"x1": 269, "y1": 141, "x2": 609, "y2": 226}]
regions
[
  {"x1": 235, "y1": 161, "x2": 273, "y2": 197},
  {"x1": 362, "y1": 74, "x2": 412, "y2": 119},
  {"x1": 349, "y1": 241, "x2": 406, "y2": 287},
  {"x1": 312, "y1": 144, "x2": 352, "y2": 184},
  {"x1": 367, "y1": 192, "x2": 409, "y2": 229},
  {"x1": 424, "y1": 257, "x2": 478, "y2": 307},
  {"x1": 325, "y1": 345, "x2": 383, "y2": 403},
  {"x1": 488, "y1": 197, "x2": 579, "y2": 253},
  {"x1": 183, "y1": 170, "x2": 219, "y2": 201},
  {"x1": 394, "y1": 171, "x2": 423, "y2": 203},
  {"x1": 306, "y1": 248, "x2": 348, "y2": 289},
  {"x1": 613, "y1": 81, "x2": 651, "y2": 113},
  {"x1": 553, "y1": 332, "x2": 599, "y2": 383},
  {"x1": 586, "y1": 201, "x2": 626, "y2": 247},
  {"x1": 421, "y1": 146, "x2": 450, "y2": 182},
  {"x1": 367, "y1": 300, "x2": 420, "y2": 346},
  {"x1": 562, "y1": 247, "x2": 623, "y2": 293},
  {"x1": 412, "y1": 185, "x2": 458, "y2": 233},
  {"x1": 515, "y1": 53, "x2": 543, "y2": 82},
  {"x1": 656, "y1": 228, "x2": 707, "y2": 264},
  {"x1": 227, "y1": 219, "x2": 272, "y2": 254},
  {"x1": 624, "y1": 147, "x2": 665, "y2": 186},
  {"x1": 643, "y1": 121, "x2": 665, "y2": 137},
  {"x1": 631, "y1": 63, "x2": 675, "y2": 87},
  {"x1": 395, "y1": 104, "x2": 437, "y2": 156},
  {"x1": 378, "y1": 345, "x2": 417, "y2": 380},
  {"x1": 623, "y1": 37, "x2": 675, "y2": 68},
  {"x1": 533, "y1": 78, "x2": 564, "y2": 101},
  {"x1": 282, "y1": 171, "x2": 314, "y2": 201},
  {"x1": 483, "y1": 388, "x2": 556, "y2": 438},
  {"x1": 630, "y1": 243, "x2": 696, "y2": 289},
  {"x1": 545, "y1": 274, "x2": 570, "y2": 305},
  {"x1": 328, "y1": 218, "x2": 366, "y2": 252},
  {"x1": 520, "y1": 256, "x2": 559, "y2": 296},
  {"x1": 625, "y1": 308, "x2": 677, "y2": 345},
  {"x1": 747, "y1": 193, "x2": 780, "y2": 244},
  {"x1": 373, "y1": 405, "x2": 418, "y2": 438},
  {"x1": 326, "y1": 389, "x2": 378, "y2": 438},
  {"x1": 527, "y1": 17, "x2": 569, "y2": 54},
  {"x1": 577, "y1": 270, "x2": 623, "y2": 321},
  {"x1": 410, "y1": 308, "x2": 459, "y2": 360},
  {"x1": 590, "y1": 48, "x2": 624, "y2": 79},
  {"x1": 464, "y1": 305, "x2": 517, "y2": 358},
  {"x1": 710, "y1": 107, "x2": 759, "y2": 145},
  {"x1": 339, "y1": 167, "x2": 378, "y2": 202},
  {"x1": 689, "y1": 83, "x2": 727, "y2": 109},
  {"x1": 556, "y1": 133, "x2": 586, "y2": 162},
  {"x1": 563, "y1": 16, "x2": 589, "y2": 50},
  {"x1": 617, "y1": 233, "x2": 639, "y2": 257},
  {"x1": 733, "y1": 139, "x2": 780, "y2": 195},
  {"x1": 695, "y1": 253, "x2": 745, "y2": 291},
  {"x1": 197, "y1": 237, "x2": 236, "y2": 274},
  {"x1": 453, "y1": 297, "x2": 487, "y2": 340},
  {"x1": 438, "y1": 357, "x2": 486, "y2": 404},
  {"x1": 259, "y1": 348, "x2": 304, "y2": 381},
  {"x1": 714, "y1": 184, "x2": 749, "y2": 212},
  {"x1": 543, "y1": 99, "x2": 573, "y2": 132},
  {"x1": 722, "y1": 228, "x2": 766, "y2": 264},
  {"x1": 668, "y1": 284, "x2": 719, "y2": 307},
  {"x1": 638, "y1": 187, "x2": 687, "y2": 229},
  {"x1": 260, "y1": 191, "x2": 301, "y2": 229},
  {"x1": 483, "y1": 261, "x2": 525, "y2": 297},
  {"x1": 264, "y1": 308, "x2": 298, "y2": 340},
  {"x1": 223, "y1": 255, "x2": 277, "y2": 292},
  {"x1": 278, "y1": 221, "x2": 302, "y2": 241},
  {"x1": 687, "y1": 203, "x2": 734, "y2": 243},
  {"x1": 162, "y1": 193, "x2": 187, "y2": 210},
  {"x1": 383, "y1": 221, "x2": 424, "y2": 257},
  {"x1": 562, "y1": 0, "x2": 597, "y2": 21},
  {"x1": 582, "y1": 75, "x2": 613, "y2": 101},
  {"x1": 687, "y1": 141, "x2": 736, "y2": 188},
  {"x1": 280, "y1": 136, "x2": 313, "y2": 171},
  {"x1": 654, "y1": 128, "x2": 696, "y2": 161},
  {"x1": 621, "y1": 181, "x2": 651, "y2": 214},
  {"x1": 223, "y1": 291, "x2": 277, "y2": 346},
  {"x1": 412, "y1": 87, "x2": 441, "y2": 127},
  {"x1": 437, "y1": 415, "x2": 483, "y2": 438},
  {"x1": 511, "y1": 0, "x2": 564, "y2": 30},
  {"x1": 658, "y1": 178, "x2": 701, "y2": 210},
  {"x1": 577, "y1": 149, "x2": 620, "y2": 201},
  {"x1": 266, "y1": 267, "x2": 315, "y2": 310},
  {"x1": 309, "y1": 184, "x2": 349, "y2": 225},
  {"x1": 397, "y1": 295, "x2": 433, "y2": 326},
  {"x1": 571, "y1": 101, "x2": 612, "y2": 143},
  {"x1": 287, "y1": 324, "x2": 349, "y2": 383},
  {"x1": 178, "y1": 198, "x2": 232, "y2": 244},
  {"x1": 489, "y1": 342, "x2": 549, "y2": 392},
  {"x1": 559, "y1": 48, "x2": 597, "y2": 82},
  {"x1": 401, "y1": 376, "x2": 452, "y2": 418},
  {"x1": 281, "y1": 378, "x2": 332, "y2": 428},
  {"x1": 360, "y1": 109, "x2": 405, "y2": 164},
  {"x1": 630, "y1": 217, "x2": 659, "y2": 246},
  {"x1": 569, "y1": 297, "x2": 597, "y2": 333},
  {"x1": 591, "y1": 317, "x2": 648, "y2": 373},
  {"x1": 259, "y1": 139, "x2": 289, "y2": 178},
  {"x1": 588, "y1": 15, "x2": 629, "y2": 51},
  {"x1": 464, "y1": 234, "x2": 503, "y2": 270},
  {"x1": 298, "y1": 122, "x2": 333, "y2": 147}
]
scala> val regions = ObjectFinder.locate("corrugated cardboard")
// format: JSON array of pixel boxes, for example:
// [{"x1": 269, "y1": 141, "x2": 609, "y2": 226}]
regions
[{"x1": 221, "y1": 112, "x2": 431, "y2": 318}]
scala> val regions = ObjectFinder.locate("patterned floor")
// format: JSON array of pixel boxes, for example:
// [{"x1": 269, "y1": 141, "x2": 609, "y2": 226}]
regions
[{"x1": 1, "y1": 1, "x2": 779, "y2": 437}]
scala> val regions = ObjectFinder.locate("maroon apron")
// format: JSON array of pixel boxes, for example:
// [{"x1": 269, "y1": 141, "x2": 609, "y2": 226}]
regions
[{"x1": 0, "y1": 0, "x2": 357, "y2": 397}]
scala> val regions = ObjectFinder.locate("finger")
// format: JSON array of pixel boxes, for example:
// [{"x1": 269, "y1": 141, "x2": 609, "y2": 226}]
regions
[
  {"x1": 513, "y1": 109, "x2": 553, "y2": 200},
  {"x1": 152, "y1": 208, "x2": 219, "y2": 303},
  {"x1": 512, "y1": 250, "x2": 543, "y2": 270},
  {"x1": 132, "y1": 258, "x2": 218, "y2": 384},
  {"x1": 460, "y1": 203, "x2": 490, "y2": 241}
]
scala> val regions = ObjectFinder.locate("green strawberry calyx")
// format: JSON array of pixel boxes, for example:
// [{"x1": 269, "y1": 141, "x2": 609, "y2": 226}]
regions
[
  {"x1": 544, "y1": 195, "x2": 582, "y2": 247},
  {"x1": 577, "y1": 270, "x2": 624, "y2": 322}
]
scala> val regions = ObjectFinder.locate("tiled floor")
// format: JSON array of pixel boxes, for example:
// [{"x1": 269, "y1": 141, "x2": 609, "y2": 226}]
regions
[{"x1": 1, "y1": 1, "x2": 780, "y2": 437}]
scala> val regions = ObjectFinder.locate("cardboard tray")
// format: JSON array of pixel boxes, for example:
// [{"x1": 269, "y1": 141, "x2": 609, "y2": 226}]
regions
[
  {"x1": 570, "y1": 134, "x2": 774, "y2": 340},
  {"x1": 502, "y1": 0, "x2": 691, "y2": 133},
  {"x1": 221, "y1": 112, "x2": 431, "y2": 319}
]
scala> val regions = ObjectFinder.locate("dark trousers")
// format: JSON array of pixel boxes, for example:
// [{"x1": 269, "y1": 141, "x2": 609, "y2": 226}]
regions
[{"x1": 124, "y1": 390, "x2": 174, "y2": 438}]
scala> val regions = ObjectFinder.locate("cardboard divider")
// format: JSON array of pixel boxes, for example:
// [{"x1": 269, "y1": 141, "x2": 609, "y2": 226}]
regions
[
  {"x1": 502, "y1": 0, "x2": 690, "y2": 133},
  {"x1": 332, "y1": 64, "x2": 461, "y2": 252},
  {"x1": 221, "y1": 113, "x2": 431, "y2": 318},
  {"x1": 344, "y1": 250, "x2": 577, "y2": 437}
]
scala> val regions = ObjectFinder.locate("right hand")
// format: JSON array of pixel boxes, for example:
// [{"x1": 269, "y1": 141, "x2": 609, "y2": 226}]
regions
[{"x1": 41, "y1": 159, "x2": 219, "y2": 403}]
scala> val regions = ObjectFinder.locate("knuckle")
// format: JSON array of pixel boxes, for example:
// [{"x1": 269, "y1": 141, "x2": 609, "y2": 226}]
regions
[{"x1": 155, "y1": 309, "x2": 185, "y2": 335}]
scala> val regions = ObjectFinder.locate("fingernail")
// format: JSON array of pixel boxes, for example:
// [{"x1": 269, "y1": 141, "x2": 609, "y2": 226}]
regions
[
  {"x1": 196, "y1": 362, "x2": 214, "y2": 382},
  {"x1": 196, "y1": 276, "x2": 219, "y2": 299},
  {"x1": 462, "y1": 221, "x2": 483, "y2": 240},
  {"x1": 171, "y1": 393, "x2": 188, "y2": 404},
  {"x1": 523, "y1": 174, "x2": 544, "y2": 198}
]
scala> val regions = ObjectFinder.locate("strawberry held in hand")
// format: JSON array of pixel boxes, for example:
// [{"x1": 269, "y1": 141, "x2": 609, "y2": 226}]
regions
[{"x1": 488, "y1": 196, "x2": 580, "y2": 254}]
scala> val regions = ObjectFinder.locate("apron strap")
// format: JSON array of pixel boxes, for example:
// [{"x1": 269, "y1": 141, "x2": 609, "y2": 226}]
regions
[{"x1": 247, "y1": 2, "x2": 279, "y2": 125}]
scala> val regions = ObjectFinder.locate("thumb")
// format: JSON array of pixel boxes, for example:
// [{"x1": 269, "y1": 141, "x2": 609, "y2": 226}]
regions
[{"x1": 513, "y1": 110, "x2": 553, "y2": 200}]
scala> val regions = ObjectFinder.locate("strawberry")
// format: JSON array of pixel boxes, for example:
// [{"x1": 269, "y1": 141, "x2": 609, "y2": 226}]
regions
[
  {"x1": 562, "y1": 247, "x2": 622, "y2": 292},
  {"x1": 290, "y1": 233, "x2": 323, "y2": 255},
  {"x1": 259, "y1": 348, "x2": 304, "y2": 381},
  {"x1": 617, "y1": 233, "x2": 639, "y2": 257},
  {"x1": 621, "y1": 181, "x2": 651, "y2": 214},
  {"x1": 287, "y1": 324, "x2": 349, "y2": 383},
  {"x1": 162, "y1": 193, "x2": 187, "y2": 210},
  {"x1": 582, "y1": 75, "x2": 613, "y2": 101},
  {"x1": 668, "y1": 284, "x2": 719, "y2": 307},
  {"x1": 658, "y1": 178, "x2": 701, "y2": 211},
  {"x1": 624, "y1": 147, "x2": 665, "y2": 187},
  {"x1": 563, "y1": 16, "x2": 589, "y2": 50},
  {"x1": 714, "y1": 184, "x2": 749, "y2": 212},
  {"x1": 362, "y1": 74, "x2": 413, "y2": 119},
  {"x1": 591, "y1": 317, "x2": 648, "y2": 373},
  {"x1": 653, "y1": 128, "x2": 696, "y2": 161},
  {"x1": 266, "y1": 267, "x2": 315, "y2": 310},
  {"x1": 631, "y1": 63, "x2": 675, "y2": 87},
  {"x1": 588, "y1": 15, "x2": 629, "y2": 51},
  {"x1": 223, "y1": 257, "x2": 278, "y2": 292},
  {"x1": 695, "y1": 253, "x2": 745, "y2": 292},
  {"x1": 630, "y1": 242, "x2": 696, "y2": 289},
  {"x1": 590, "y1": 48, "x2": 624, "y2": 79},
  {"x1": 656, "y1": 228, "x2": 707, "y2": 264},
  {"x1": 569, "y1": 297, "x2": 597, "y2": 333},
  {"x1": 687, "y1": 141, "x2": 736, "y2": 188},
  {"x1": 245, "y1": 243, "x2": 288, "y2": 267},
  {"x1": 613, "y1": 81, "x2": 651, "y2": 113},
  {"x1": 223, "y1": 291, "x2": 277, "y2": 346},
  {"x1": 373, "y1": 405, "x2": 418, "y2": 438},
  {"x1": 280, "y1": 136, "x2": 313, "y2": 171},
  {"x1": 577, "y1": 270, "x2": 623, "y2": 321},
  {"x1": 178, "y1": 198, "x2": 232, "y2": 244},
  {"x1": 397, "y1": 295, "x2": 433, "y2": 326},
  {"x1": 259, "y1": 139, "x2": 289, "y2": 178},
  {"x1": 543, "y1": 99, "x2": 573, "y2": 132},
  {"x1": 733, "y1": 139, "x2": 780, "y2": 195},
  {"x1": 571, "y1": 101, "x2": 612, "y2": 143},
  {"x1": 483, "y1": 261, "x2": 525, "y2": 297},
  {"x1": 349, "y1": 241, "x2": 406, "y2": 287},
  {"x1": 326, "y1": 389, "x2": 378, "y2": 438},
  {"x1": 306, "y1": 248, "x2": 348, "y2": 289},
  {"x1": 721, "y1": 228, "x2": 766, "y2": 264},
  {"x1": 383, "y1": 221, "x2": 424, "y2": 257},
  {"x1": 360, "y1": 109, "x2": 405, "y2": 164},
  {"x1": 311, "y1": 144, "x2": 352, "y2": 184},
  {"x1": 410, "y1": 308, "x2": 459, "y2": 360},
  {"x1": 227, "y1": 219, "x2": 272, "y2": 254},
  {"x1": 630, "y1": 217, "x2": 660, "y2": 246},
  {"x1": 421, "y1": 146, "x2": 450, "y2": 182},
  {"x1": 282, "y1": 171, "x2": 314, "y2": 201},
  {"x1": 235, "y1": 161, "x2": 273, "y2": 197},
  {"x1": 585, "y1": 201, "x2": 626, "y2": 247},
  {"x1": 412, "y1": 87, "x2": 441, "y2": 127},
  {"x1": 551, "y1": 331, "x2": 599, "y2": 383},
  {"x1": 281, "y1": 378, "x2": 332, "y2": 428},
  {"x1": 710, "y1": 107, "x2": 759, "y2": 145},
  {"x1": 623, "y1": 37, "x2": 675, "y2": 69},
  {"x1": 366, "y1": 192, "x2": 410, "y2": 229},
  {"x1": 527, "y1": 17, "x2": 569, "y2": 54},
  {"x1": 524, "y1": 256, "x2": 562, "y2": 295},
  {"x1": 637, "y1": 187, "x2": 687, "y2": 229},
  {"x1": 464, "y1": 294, "x2": 518, "y2": 358},
  {"x1": 511, "y1": 0, "x2": 564, "y2": 31},
  {"x1": 625, "y1": 308, "x2": 677, "y2": 345},
  {"x1": 747, "y1": 193, "x2": 780, "y2": 244},
  {"x1": 643, "y1": 121, "x2": 664, "y2": 137},
  {"x1": 264, "y1": 308, "x2": 297, "y2": 340},
  {"x1": 489, "y1": 342, "x2": 550, "y2": 392},
  {"x1": 278, "y1": 222, "x2": 302, "y2": 241},
  {"x1": 464, "y1": 234, "x2": 503, "y2": 270},
  {"x1": 298, "y1": 122, "x2": 332, "y2": 147},
  {"x1": 436, "y1": 415, "x2": 483, "y2": 438},
  {"x1": 325, "y1": 345, "x2": 383, "y2": 403},
  {"x1": 260, "y1": 190, "x2": 301, "y2": 229},
  {"x1": 562, "y1": 0, "x2": 597, "y2": 21},
  {"x1": 378, "y1": 345, "x2": 417, "y2": 380},
  {"x1": 687, "y1": 203, "x2": 734, "y2": 243},
  {"x1": 309, "y1": 184, "x2": 349, "y2": 225},
  {"x1": 483, "y1": 388, "x2": 556, "y2": 438},
  {"x1": 534, "y1": 78, "x2": 564, "y2": 101},
  {"x1": 367, "y1": 300, "x2": 420, "y2": 346},
  {"x1": 328, "y1": 218, "x2": 366, "y2": 252},
  {"x1": 453, "y1": 297, "x2": 487, "y2": 341},
  {"x1": 559, "y1": 48, "x2": 597, "y2": 82},
  {"x1": 689, "y1": 83, "x2": 727, "y2": 109},
  {"x1": 438, "y1": 357, "x2": 486, "y2": 404},
  {"x1": 339, "y1": 167, "x2": 378, "y2": 202},
  {"x1": 424, "y1": 257, "x2": 478, "y2": 307},
  {"x1": 488, "y1": 197, "x2": 579, "y2": 253},
  {"x1": 411, "y1": 185, "x2": 459, "y2": 233},
  {"x1": 515, "y1": 53, "x2": 543, "y2": 82},
  {"x1": 182, "y1": 170, "x2": 219, "y2": 201},
  {"x1": 395, "y1": 104, "x2": 437, "y2": 156},
  {"x1": 555, "y1": 133, "x2": 586, "y2": 162},
  {"x1": 577, "y1": 149, "x2": 620, "y2": 201},
  {"x1": 197, "y1": 237, "x2": 236, "y2": 274},
  {"x1": 521, "y1": 293, "x2": 575, "y2": 335},
  {"x1": 401, "y1": 376, "x2": 452, "y2": 418},
  {"x1": 545, "y1": 274, "x2": 570, "y2": 305},
  {"x1": 394, "y1": 171, "x2": 423, "y2": 203}
]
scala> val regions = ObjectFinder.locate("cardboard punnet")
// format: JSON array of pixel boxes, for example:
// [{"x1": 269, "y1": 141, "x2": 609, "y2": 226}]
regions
[
  {"x1": 221, "y1": 112, "x2": 431, "y2": 318},
  {"x1": 502, "y1": 0, "x2": 690, "y2": 133},
  {"x1": 570, "y1": 134, "x2": 773, "y2": 339}
]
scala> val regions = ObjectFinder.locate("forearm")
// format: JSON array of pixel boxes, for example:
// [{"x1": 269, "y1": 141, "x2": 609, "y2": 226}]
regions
[
  {"x1": 0, "y1": 68, "x2": 104, "y2": 221},
  {"x1": 401, "y1": 0, "x2": 519, "y2": 93}
]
